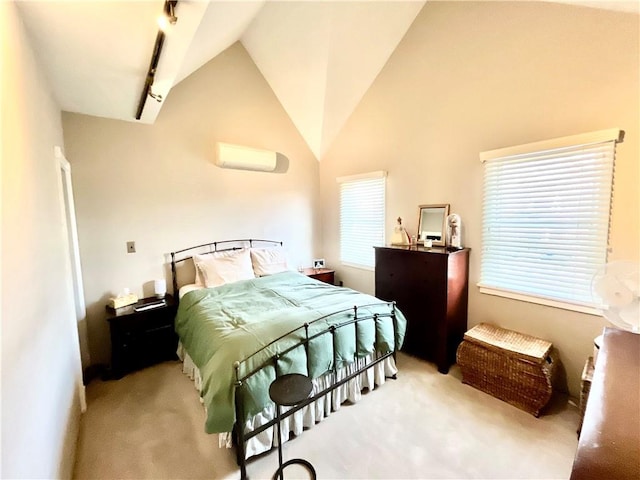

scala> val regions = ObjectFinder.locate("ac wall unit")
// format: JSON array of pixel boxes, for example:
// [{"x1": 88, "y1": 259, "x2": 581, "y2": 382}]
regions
[{"x1": 214, "y1": 142, "x2": 277, "y2": 172}]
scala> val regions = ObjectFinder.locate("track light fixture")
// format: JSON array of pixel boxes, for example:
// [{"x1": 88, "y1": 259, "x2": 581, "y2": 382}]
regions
[
  {"x1": 157, "y1": 0, "x2": 178, "y2": 31},
  {"x1": 135, "y1": 0, "x2": 178, "y2": 120},
  {"x1": 148, "y1": 89, "x2": 163, "y2": 102},
  {"x1": 166, "y1": 1, "x2": 178, "y2": 25}
]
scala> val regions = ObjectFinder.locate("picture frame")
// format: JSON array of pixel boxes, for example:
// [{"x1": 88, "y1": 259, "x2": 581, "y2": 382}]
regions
[{"x1": 313, "y1": 258, "x2": 325, "y2": 269}]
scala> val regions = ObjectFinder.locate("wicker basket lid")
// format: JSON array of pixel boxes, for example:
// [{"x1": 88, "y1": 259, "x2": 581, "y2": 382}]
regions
[{"x1": 463, "y1": 323, "x2": 552, "y2": 363}]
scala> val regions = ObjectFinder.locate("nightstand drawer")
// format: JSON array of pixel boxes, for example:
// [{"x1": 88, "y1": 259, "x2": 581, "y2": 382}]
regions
[
  {"x1": 310, "y1": 271, "x2": 334, "y2": 284},
  {"x1": 111, "y1": 309, "x2": 174, "y2": 334},
  {"x1": 302, "y1": 268, "x2": 335, "y2": 285}
]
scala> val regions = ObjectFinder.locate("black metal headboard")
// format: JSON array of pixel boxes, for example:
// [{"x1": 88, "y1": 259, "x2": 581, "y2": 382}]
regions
[{"x1": 169, "y1": 239, "x2": 283, "y2": 299}]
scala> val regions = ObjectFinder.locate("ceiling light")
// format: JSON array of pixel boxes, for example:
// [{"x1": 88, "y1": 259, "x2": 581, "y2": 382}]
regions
[
  {"x1": 157, "y1": 15, "x2": 169, "y2": 31},
  {"x1": 148, "y1": 89, "x2": 163, "y2": 103},
  {"x1": 158, "y1": 0, "x2": 178, "y2": 32},
  {"x1": 157, "y1": 2, "x2": 177, "y2": 32},
  {"x1": 135, "y1": 0, "x2": 178, "y2": 120},
  {"x1": 167, "y1": 1, "x2": 178, "y2": 25}
]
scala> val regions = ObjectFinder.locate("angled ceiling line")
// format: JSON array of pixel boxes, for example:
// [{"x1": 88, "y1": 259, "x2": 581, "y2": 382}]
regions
[
  {"x1": 318, "y1": 10, "x2": 334, "y2": 158},
  {"x1": 135, "y1": 0, "x2": 178, "y2": 120},
  {"x1": 17, "y1": 1, "x2": 632, "y2": 142}
]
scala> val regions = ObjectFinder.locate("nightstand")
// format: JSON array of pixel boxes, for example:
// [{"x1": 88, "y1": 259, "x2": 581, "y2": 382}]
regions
[
  {"x1": 106, "y1": 294, "x2": 178, "y2": 379},
  {"x1": 302, "y1": 267, "x2": 335, "y2": 285}
]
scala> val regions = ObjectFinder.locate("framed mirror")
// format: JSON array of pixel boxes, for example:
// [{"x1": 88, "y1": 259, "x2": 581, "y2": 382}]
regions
[{"x1": 417, "y1": 204, "x2": 450, "y2": 246}]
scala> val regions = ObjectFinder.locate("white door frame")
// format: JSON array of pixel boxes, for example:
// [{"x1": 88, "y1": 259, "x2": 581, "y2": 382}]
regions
[{"x1": 55, "y1": 146, "x2": 87, "y2": 412}]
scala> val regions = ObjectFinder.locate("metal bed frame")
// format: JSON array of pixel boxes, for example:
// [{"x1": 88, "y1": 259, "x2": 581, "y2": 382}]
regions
[
  {"x1": 170, "y1": 238, "x2": 283, "y2": 300},
  {"x1": 233, "y1": 303, "x2": 399, "y2": 479},
  {"x1": 169, "y1": 239, "x2": 400, "y2": 480}
]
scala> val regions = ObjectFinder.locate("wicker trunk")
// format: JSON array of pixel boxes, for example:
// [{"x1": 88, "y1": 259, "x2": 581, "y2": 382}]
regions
[
  {"x1": 456, "y1": 323, "x2": 557, "y2": 417},
  {"x1": 578, "y1": 356, "x2": 594, "y2": 434}
]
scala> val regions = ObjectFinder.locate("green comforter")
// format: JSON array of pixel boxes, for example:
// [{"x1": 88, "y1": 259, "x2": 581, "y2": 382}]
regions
[{"x1": 175, "y1": 271, "x2": 406, "y2": 434}]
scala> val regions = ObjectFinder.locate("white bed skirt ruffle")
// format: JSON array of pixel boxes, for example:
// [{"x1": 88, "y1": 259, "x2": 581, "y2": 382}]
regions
[{"x1": 177, "y1": 343, "x2": 397, "y2": 459}]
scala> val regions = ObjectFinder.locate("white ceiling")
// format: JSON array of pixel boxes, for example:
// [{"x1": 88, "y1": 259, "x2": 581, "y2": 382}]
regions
[{"x1": 15, "y1": 0, "x2": 639, "y2": 160}]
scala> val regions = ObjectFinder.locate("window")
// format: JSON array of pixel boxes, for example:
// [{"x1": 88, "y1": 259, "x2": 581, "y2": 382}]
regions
[
  {"x1": 479, "y1": 129, "x2": 623, "y2": 313},
  {"x1": 338, "y1": 171, "x2": 386, "y2": 269}
]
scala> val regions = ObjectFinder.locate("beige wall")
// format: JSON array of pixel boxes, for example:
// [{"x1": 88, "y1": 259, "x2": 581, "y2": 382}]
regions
[
  {"x1": 1, "y1": 1, "x2": 83, "y2": 478},
  {"x1": 320, "y1": 2, "x2": 639, "y2": 396},
  {"x1": 62, "y1": 42, "x2": 320, "y2": 366}
]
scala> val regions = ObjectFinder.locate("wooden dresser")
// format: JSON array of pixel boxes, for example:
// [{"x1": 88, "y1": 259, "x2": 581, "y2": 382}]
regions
[
  {"x1": 374, "y1": 246, "x2": 470, "y2": 373},
  {"x1": 570, "y1": 327, "x2": 640, "y2": 480}
]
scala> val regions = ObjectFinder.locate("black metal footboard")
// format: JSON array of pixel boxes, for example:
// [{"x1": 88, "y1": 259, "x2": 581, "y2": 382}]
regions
[{"x1": 232, "y1": 302, "x2": 399, "y2": 480}]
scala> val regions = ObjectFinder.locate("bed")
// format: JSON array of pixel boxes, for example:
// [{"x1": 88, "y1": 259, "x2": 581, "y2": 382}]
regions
[{"x1": 170, "y1": 239, "x2": 407, "y2": 479}]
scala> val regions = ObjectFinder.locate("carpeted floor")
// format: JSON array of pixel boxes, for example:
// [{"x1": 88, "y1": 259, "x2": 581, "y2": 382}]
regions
[{"x1": 73, "y1": 353, "x2": 579, "y2": 479}]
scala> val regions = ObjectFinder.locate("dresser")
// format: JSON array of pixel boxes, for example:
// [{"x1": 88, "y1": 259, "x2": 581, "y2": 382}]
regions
[
  {"x1": 570, "y1": 328, "x2": 639, "y2": 480},
  {"x1": 374, "y1": 246, "x2": 470, "y2": 373}
]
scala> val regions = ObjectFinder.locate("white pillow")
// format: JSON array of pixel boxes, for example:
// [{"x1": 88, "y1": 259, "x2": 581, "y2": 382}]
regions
[
  {"x1": 250, "y1": 247, "x2": 291, "y2": 276},
  {"x1": 193, "y1": 250, "x2": 246, "y2": 278},
  {"x1": 192, "y1": 258, "x2": 206, "y2": 286},
  {"x1": 193, "y1": 249, "x2": 255, "y2": 287}
]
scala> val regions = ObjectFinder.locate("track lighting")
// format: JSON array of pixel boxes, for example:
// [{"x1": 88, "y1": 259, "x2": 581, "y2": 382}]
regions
[
  {"x1": 157, "y1": 1, "x2": 178, "y2": 31},
  {"x1": 167, "y1": 1, "x2": 178, "y2": 25},
  {"x1": 135, "y1": 0, "x2": 178, "y2": 120},
  {"x1": 148, "y1": 89, "x2": 163, "y2": 103}
]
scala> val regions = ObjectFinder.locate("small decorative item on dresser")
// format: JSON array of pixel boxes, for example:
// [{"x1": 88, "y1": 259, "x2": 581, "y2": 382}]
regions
[
  {"x1": 391, "y1": 217, "x2": 411, "y2": 245},
  {"x1": 456, "y1": 323, "x2": 558, "y2": 417},
  {"x1": 312, "y1": 258, "x2": 325, "y2": 269},
  {"x1": 446, "y1": 213, "x2": 462, "y2": 249}
]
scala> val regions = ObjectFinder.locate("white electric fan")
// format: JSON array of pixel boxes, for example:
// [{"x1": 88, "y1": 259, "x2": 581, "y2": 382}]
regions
[{"x1": 591, "y1": 261, "x2": 640, "y2": 334}]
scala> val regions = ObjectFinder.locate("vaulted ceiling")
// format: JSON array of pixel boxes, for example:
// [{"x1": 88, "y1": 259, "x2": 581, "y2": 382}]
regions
[{"x1": 15, "y1": 0, "x2": 639, "y2": 160}]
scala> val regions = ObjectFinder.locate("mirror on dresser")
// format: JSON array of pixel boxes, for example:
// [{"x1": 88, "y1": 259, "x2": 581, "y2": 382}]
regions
[{"x1": 417, "y1": 204, "x2": 450, "y2": 246}]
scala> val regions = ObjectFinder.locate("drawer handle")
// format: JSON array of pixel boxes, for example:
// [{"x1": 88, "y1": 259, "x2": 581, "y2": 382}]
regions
[{"x1": 145, "y1": 325, "x2": 173, "y2": 334}]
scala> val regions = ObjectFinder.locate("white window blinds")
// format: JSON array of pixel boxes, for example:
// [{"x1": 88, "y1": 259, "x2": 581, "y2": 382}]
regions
[
  {"x1": 338, "y1": 171, "x2": 386, "y2": 269},
  {"x1": 479, "y1": 129, "x2": 623, "y2": 311}
]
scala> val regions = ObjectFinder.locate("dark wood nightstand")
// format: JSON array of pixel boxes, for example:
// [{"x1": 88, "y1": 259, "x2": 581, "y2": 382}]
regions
[
  {"x1": 302, "y1": 268, "x2": 335, "y2": 285},
  {"x1": 106, "y1": 294, "x2": 178, "y2": 379}
]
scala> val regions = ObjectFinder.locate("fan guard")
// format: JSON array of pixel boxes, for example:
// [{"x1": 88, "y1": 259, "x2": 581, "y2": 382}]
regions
[{"x1": 591, "y1": 261, "x2": 640, "y2": 333}]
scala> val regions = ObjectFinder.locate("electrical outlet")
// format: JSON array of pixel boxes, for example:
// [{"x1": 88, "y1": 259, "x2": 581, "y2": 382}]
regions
[{"x1": 126, "y1": 241, "x2": 136, "y2": 253}]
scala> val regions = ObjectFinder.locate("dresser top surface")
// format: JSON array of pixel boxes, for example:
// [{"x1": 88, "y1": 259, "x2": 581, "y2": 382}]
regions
[
  {"x1": 374, "y1": 245, "x2": 470, "y2": 255},
  {"x1": 571, "y1": 327, "x2": 640, "y2": 480}
]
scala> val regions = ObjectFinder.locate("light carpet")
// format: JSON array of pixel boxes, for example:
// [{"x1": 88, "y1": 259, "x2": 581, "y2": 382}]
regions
[{"x1": 73, "y1": 353, "x2": 579, "y2": 479}]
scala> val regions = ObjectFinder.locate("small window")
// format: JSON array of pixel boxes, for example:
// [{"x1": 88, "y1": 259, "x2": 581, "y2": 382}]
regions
[
  {"x1": 479, "y1": 129, "x2": 624, "y2": 313},
  {"x1": 337, "y1": 171, "x2": 386, "y2": 270}
]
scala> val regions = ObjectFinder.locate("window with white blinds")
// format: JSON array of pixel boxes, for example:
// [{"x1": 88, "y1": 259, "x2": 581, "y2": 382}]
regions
[
  {"x1": 479, "y1": 129, "x2": 623, "y2": 312},
  {"x1": 338, "y1": 171, "x2": 386, "y2": 269}
]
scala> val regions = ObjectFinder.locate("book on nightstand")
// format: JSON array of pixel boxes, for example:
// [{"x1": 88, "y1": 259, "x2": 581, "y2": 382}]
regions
[
  {"x1": 106, "y1": 296, "x2": 167, "y2": 316},
  {"x1": 133, "y1": 297, "x2": 167, "y2": 312}
]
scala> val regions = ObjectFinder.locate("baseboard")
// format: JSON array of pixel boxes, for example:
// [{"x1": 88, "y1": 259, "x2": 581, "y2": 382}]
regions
[
  {"x1": 80, "y1": 384, "x2": 87, "y2": 413},
  {"x1": 83, "y1": 363, "x2": 109, "y2": 384}
]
